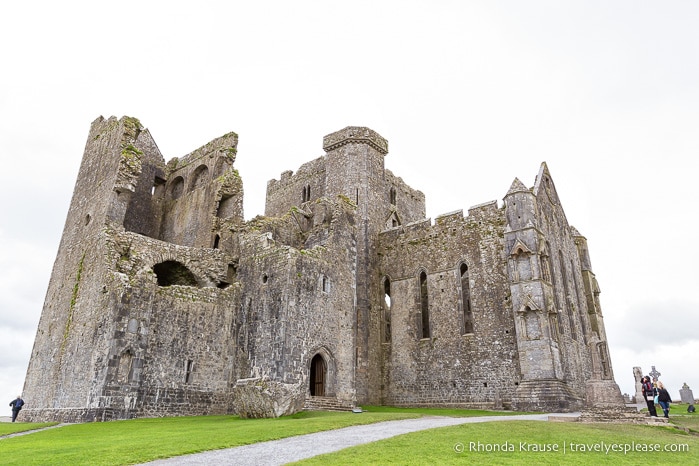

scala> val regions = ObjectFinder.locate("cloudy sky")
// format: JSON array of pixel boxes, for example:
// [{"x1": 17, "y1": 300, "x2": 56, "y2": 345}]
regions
[{"x1": 2, "y1": 1, "x2": 697, "y2": 410}]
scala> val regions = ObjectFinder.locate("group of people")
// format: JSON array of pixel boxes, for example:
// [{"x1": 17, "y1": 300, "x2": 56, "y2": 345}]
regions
[{"x1": 641, "y1": 376, "x2": 672, "y2": 418}]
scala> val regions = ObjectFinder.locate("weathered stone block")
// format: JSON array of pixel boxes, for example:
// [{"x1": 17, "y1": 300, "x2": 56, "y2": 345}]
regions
[{"x1": 232, "y1": 377, "x2": 305, "y2": 418}]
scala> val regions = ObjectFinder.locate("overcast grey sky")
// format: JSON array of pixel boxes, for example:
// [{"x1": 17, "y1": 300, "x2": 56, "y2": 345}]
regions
[{"x1": 1, "y1": 1, "x2": 698, "y2": 411}]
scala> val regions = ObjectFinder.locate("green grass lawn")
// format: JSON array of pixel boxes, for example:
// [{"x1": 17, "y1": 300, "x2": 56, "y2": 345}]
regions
[
  {"x1": 0, "y1": 410, "x2": 422, "y2": 465},
  {"x1": 293, "y1": 420, "x2": 699, "y2": 465},
  {"x1": 1, "y1": 407, "x2": 697, "y2": 465},
  {"x1": 0, "y1": 422, "x2": 57, "y2": 436}
]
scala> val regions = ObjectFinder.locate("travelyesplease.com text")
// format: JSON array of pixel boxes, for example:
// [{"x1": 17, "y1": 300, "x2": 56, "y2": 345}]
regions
[{"x1": 454, "y1": 440, "x2": 690, "y2": 454}]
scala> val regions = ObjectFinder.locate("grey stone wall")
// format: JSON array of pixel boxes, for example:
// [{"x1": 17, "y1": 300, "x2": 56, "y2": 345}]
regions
[
  {"x1": 265, "y1": 156, "x2": 326, "y2": 218},
  {"x1": 378, "y1": 203, "x2": 519, "y2": 408}
]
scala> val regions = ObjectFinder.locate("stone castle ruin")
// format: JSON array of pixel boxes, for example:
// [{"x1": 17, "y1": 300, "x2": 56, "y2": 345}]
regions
[{"x1": 22, "y1": 116, "x2": 624, "y2": 422}]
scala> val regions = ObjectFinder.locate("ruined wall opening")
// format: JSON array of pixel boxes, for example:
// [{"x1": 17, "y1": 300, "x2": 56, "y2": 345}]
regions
[
  {"x1": 302, "y1": 184, "x2": 311, "y2": 203},
  {"x1": 460, "y1": 263, "x2": 473, "y2": 334},
  {"x1": 389, "y1": 186, "x2": 396, "y2": 205},
  {"x1": 419, "y1": 271, "x2": 430, "y2": 339},
  {"x1": 217, "y1": 194, "x2": 236, "y2": 219},
  {"x1": 309, "y1": 354, "x2": 326, "y2": 396},
  {"x1": 153, "y1": 261, "x2": 200, "y2": 287}
]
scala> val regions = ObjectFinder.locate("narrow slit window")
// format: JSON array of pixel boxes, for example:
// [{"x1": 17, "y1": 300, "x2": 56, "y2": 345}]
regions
[
  {"x1": 420, "y1": 271, "x2": 430, "y2": 339},
  {"x1": 184, "y1": 360, "x2": 194, "y2": 384},
  {"x1": 460, "y1": 263, "x2": 474, "y2": 334},
  {"x1": 382, "y1": 277, "x2": 391, "y2": 343}
]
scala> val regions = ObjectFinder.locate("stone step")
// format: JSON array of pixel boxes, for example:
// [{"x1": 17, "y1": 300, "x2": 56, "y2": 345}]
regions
[{"x1": 303, "y1": 396, "x2": 355, "y2": 412}]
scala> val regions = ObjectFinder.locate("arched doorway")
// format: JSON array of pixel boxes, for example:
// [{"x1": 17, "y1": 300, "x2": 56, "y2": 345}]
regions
[{"x1": 309, "y1": 354, "x2": 326, "y2": 396}]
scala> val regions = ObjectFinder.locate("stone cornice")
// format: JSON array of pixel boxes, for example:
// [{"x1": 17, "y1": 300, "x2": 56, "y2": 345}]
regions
[{"x1": 323, "y1": 126, "x2": 388, "y2": 155}]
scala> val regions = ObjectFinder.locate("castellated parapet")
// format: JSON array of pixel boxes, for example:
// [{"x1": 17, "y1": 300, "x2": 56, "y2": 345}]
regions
[{"x1": 22, "y1": 117, "x2": 623, "y2": 422}]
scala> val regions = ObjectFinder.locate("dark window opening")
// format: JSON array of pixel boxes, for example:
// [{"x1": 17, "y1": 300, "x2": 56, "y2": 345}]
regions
[
  {"x1": 420, "y1": 271, "x2": 430, "y2": 339},
  {"x1": 321, "y1": 275, "x2": 328, "y2": 292},
  {"x1": 390, "y1": 186, "x2": 396, "y2": 205},
  {"x1": 153, "y1": 261, "x2": 199, "y2": 287},
  {"x1": 262, "y1": 274, "x2": 268, "y2": 284},
  {"x1": 184, "y1": 359, "x2": 194, "y2": 384},
  {"x1": 460, "y1": 263, "x2": 474, "y2": 334},
  {"x1": 213, "y1": 234, "x2": 221, "y2": 249},
  {"x1": 302, "y1": 184, "x2": 311, "y2": 203}
]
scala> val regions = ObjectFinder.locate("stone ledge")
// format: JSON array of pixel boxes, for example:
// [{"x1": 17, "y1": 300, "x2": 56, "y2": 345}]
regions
[{"x1": 322, "y1": 127, "x2": 388, "y2": 155}]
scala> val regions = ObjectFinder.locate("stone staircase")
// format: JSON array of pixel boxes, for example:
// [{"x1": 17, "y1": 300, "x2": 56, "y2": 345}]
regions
[{"x1": 303, "y1": 396, "x2": 356, "y2": 412}]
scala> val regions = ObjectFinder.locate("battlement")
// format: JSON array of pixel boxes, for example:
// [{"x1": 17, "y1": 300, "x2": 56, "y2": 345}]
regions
[{"x1": 322, "y1": 126, "x2": 388, "y2": 155}]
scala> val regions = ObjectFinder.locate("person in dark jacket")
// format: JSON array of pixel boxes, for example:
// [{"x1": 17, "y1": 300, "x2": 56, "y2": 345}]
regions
[
  {"x1": 9, "y1": 395, "x2": 24, "y2": 422},
  {"x1": 641, "y1": 376, "x2": 657, "y2": 417},
  {"x1": 656, "y1": 381, "x2": 672, "y2": 418}
]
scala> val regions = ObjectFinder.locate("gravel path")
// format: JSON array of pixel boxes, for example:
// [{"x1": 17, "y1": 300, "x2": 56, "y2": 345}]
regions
[{"x1": 142, "y1": 413, "x2": 570, "y2": 465}]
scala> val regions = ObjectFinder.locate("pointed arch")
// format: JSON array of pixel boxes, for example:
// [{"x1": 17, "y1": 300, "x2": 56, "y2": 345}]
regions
[{"x1": 385, "y1": 211, "x2": 401, "y2": 229}]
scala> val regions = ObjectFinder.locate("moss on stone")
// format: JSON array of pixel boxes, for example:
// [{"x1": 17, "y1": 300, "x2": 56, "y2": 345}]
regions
[{"x1": 61, "y1": 252, "x2": 85, "y2": 355}]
